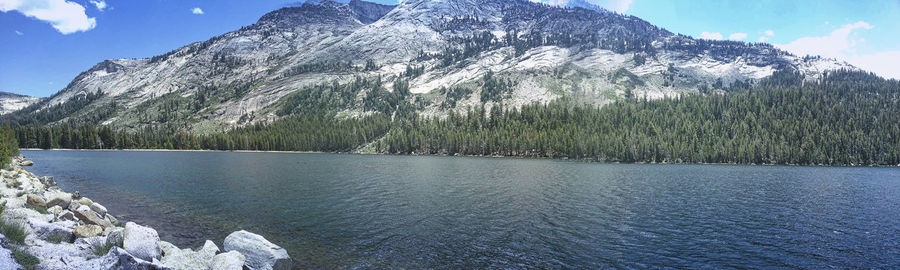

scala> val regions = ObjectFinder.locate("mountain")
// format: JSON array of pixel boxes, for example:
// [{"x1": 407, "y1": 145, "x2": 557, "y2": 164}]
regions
[
  {"x1": 4, "y1": 0, "x2": 857, "y2": 133},
  {"x1": 0, "y1": 92, "x2": 41, "y2": 115}
]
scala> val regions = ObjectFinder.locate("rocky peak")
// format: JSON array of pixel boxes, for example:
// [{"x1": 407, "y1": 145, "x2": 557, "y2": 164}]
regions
[{"x1": 256, "y1": 0, "x2": 395, "y2": 28}]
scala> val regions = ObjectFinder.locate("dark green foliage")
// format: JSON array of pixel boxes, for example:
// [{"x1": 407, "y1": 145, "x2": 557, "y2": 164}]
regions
[
  {"x1": 440, "y1": 86, "x2": 473, "y2": 109},
  {"x1": 12, "y1": 247, "x2": 39, "y2": 268},
  {"x1": 378, "y1": 70, "x2": 900, "y2": 166},
  {"x1": 479, "y1": 71, "x2": 514, "y2": 103},
  {"x1": 633, "y1": 54, "x2": 646, "y2": 66},
  {"x1": 0, "y1": 126, "x2": 17, "y2": 167},
  {"x1": 14, "y1": 114, "x2": 391, "y2": 152},
  {"x1": 0, "y1": 203, "x2": 28, "y2": 245}
]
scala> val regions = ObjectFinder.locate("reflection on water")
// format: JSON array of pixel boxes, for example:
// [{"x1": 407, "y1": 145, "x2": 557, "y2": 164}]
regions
[{"x1": 22, "y1": 150, "x2": 900, "y2": 268}]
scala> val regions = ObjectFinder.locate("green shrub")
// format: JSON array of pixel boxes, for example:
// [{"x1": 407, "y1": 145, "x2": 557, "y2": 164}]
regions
[
  {"x1": 90, "y1": 238, "x2": 120, "y2": 256},
  {"x1": 12, "y1": 247, "x2": 39, "y2": 268},
  {"x1": 0, "y1": 220, "x2": 27, "y2": 244}
]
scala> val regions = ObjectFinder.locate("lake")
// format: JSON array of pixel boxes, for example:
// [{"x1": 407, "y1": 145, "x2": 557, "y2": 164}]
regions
[{"x1": 20, "y1": 150, "x2": 900, "y2": 268}]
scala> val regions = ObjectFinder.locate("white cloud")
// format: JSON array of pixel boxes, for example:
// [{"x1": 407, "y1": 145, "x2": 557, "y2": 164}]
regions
[
  {"x1": 14, "y1": 30, "x2": 23, "y2": 35},
  {"x1": 777, "y1": 21, "x2": 900, "y2": 79},
  {"x1": 601, "y1": 0, "x2": 632, "y2": 13},
  {"x1": 698, "y1": 32, "x2": 723, "y2": 40},
  {"x1": 0, "y1": 0, "x2": 96, "y2": 34},
  {"x1": 89, "y1": 0, "x2": 106, "y2": 12},
  {"x1": 191, "y1": 7, "x2": 204, "y2": 15},
  {"x1": 758, "y1": 30, "x2": 774, "y2": 42},
  {"x1": 776, "y1": 21, "x2": 872, "y2": 59},
  {"x1": 729, "y1": 32, "x2": 747, "y2": 40},
  {"x1": 845, "y1": 50, "x2": 900, "y2": 80}
]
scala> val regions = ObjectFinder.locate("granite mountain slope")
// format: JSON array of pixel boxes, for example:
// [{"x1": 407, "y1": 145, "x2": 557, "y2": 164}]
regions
[{"x1": 6, "y1": 0, "x2": 856, "y2": 132}]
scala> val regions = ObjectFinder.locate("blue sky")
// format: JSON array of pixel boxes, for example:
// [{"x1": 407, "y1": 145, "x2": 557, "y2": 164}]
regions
[{"x1": 1, "y1": 0, "x2": 898, "y2": 97}]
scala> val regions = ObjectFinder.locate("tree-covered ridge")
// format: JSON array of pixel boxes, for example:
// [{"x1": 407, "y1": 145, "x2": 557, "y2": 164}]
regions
[{"x1": 6, "y1": 69, "x2": 900, "y2": 166}]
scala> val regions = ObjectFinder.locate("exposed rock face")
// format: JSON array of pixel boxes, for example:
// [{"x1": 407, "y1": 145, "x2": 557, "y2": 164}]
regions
[
  {"x1": 210, "y1": 251, "x2": 246, "y2": 270},
  {"x1": 123, "y1": 222, "x2": 162, "y2": 261},
  {"x1": 0, "y1": 91, "x2": 41, "y2": 116},
  {"x1": 2, "y1": 0, "x2": 857, "y2": 134},
  {"x1": 224, "y1": 230, "x2": 292, "y2": 270}
]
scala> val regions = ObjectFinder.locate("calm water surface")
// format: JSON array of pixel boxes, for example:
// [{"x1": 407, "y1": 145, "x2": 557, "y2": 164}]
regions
[{"x1": 20, "y1": 150, "x2": 900, "y2": 269}]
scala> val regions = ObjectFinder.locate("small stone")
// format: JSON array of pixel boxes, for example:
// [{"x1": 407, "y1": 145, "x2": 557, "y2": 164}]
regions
[
  {"x1": 74, "y1": 225, "x2": 103, "y2": 238},
  {"x1": 26, "y1": 194, "x2": 46, "y2": 208},
  {"x1": 47, "y1": 205, "x2": 63, "y2": 215},
  {"x1": 210, "y1": 251, "x2": 246, "y2": 270},
  {"x1": 21, "y1": 160, "x2": 33, "y2": 166},
  {"x1": 90, "y1": 202, "x2": 107, "y2": 217},
  {"x1": 46, "y1": 193, "x2": 72, "y2": 209},
  {"x1": 72, "y1": 191, "x2": 81, "y2": 199},
  {"x1": 58, "y1": 210, "x2": 76, "y2": 221},
  {"x1": 74, "y1": 209, "x2": 112, "y2": 228},
  {"x1": 224, "y1": 230, "x2": 292, "y2": 270},
  {"x1": 123, "y1": 222, "x2": 162, "y2": 261},
  {"x1": 67, "y1": 200, "x2": 81, "y2": 212},
  {"x1": 107, "y1": 214, "x2": 119, "y2": 226},
  {"x1": 77, "y1": 197, "x2": 93, "y2": 206}
]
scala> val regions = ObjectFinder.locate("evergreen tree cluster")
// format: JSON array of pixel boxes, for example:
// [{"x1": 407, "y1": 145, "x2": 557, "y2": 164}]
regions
[
  {"x1": 378, "y1": 70, "x2": 900, "y2": 166},
  {"x1": 0, "y1": 126, "x2": 17, "y2": 167}
]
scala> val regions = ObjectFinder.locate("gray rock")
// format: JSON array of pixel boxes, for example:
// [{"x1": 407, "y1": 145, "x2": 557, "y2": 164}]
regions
[
  {"x1": 67, "y1": 200, "x2": 81, "y2": 212},
  {"x1": 47, "y1": 193, "x2": 72, "y2": 209},
  {"x1": 107, "y1": 227, "x2": 125, "y2": 247},
  {"x1": 105, "y1": 247, "x2": 172, "y2": 270},
  {"x1": 91, "y1": 202, "x2": 108, "y2": 217},
  {"x1": 58, "y1": 210, "x2": 76, "y2": 221},
  {"x1": 74, "y1": 224, "x2": 103, "y2": 238},
  {"x1": 123, "y1": 222, "x2": 161, "y2": 261},
  {"x1": 224, "y1": 230, "x2": 292, "y2": 270},
  {"x1": 28, "y1": 219, "x2": 75, "y2": 243},
  {"x1": 47, "y1": 205, "x2": 63, "y2": 215},
  {"x1": 107, "y1": 214, "x2": 120, "y2": 226},
  {"x1": 75, "y1": 209, "x2": 113, "y2": 228},
  {"x1": 25, "y1": 194, "x2": 46, "y2": 208},
  {"x1": 160, "y1": 240, "x2": 219, "y2": 270},
  {"x1": 210, "y1": 251, "x2": 246, "y2": 270},
  {"x1": 20, "y1": 160, "x2": 33, "y2": 166},
  {"x1": 78, "y1": 197, "x2": 94, "y2": 206}
]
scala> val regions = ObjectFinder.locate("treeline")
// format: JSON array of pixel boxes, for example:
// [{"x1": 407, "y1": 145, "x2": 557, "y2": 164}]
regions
[
  {"x1": 6, "y1": 69, "x2": 900, "y2": 166},
  {"x1": 377, "y1": 70, "x2": 900, "y2": 166},
  {"x1": 12, "y1": 114, "x2": 391, "y2": 152},
  {"x1": 0, "y1": 126, "x2": 17, "y2": 167}
]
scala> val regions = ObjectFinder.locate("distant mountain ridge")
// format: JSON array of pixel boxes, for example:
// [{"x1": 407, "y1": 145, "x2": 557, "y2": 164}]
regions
[
  {"x1": 0, "y1": 91, "x2": 41, "y2": 116},
  {"x1": 3, "y1": 0, "x2": 857, "y2": 132}
]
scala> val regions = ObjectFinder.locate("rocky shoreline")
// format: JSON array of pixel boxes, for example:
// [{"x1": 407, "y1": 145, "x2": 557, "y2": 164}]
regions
[{"x1": 0, "y1": 156, "x2": 292, "y2": 270}]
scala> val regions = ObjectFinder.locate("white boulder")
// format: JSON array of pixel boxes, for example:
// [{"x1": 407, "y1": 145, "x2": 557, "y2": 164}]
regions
[
  {"x1": 123, "y1": 222, "x2": 161, "y2": 261},
  {"x1": 224, "y1": 230, "x2": 292, "y2": 270}
]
